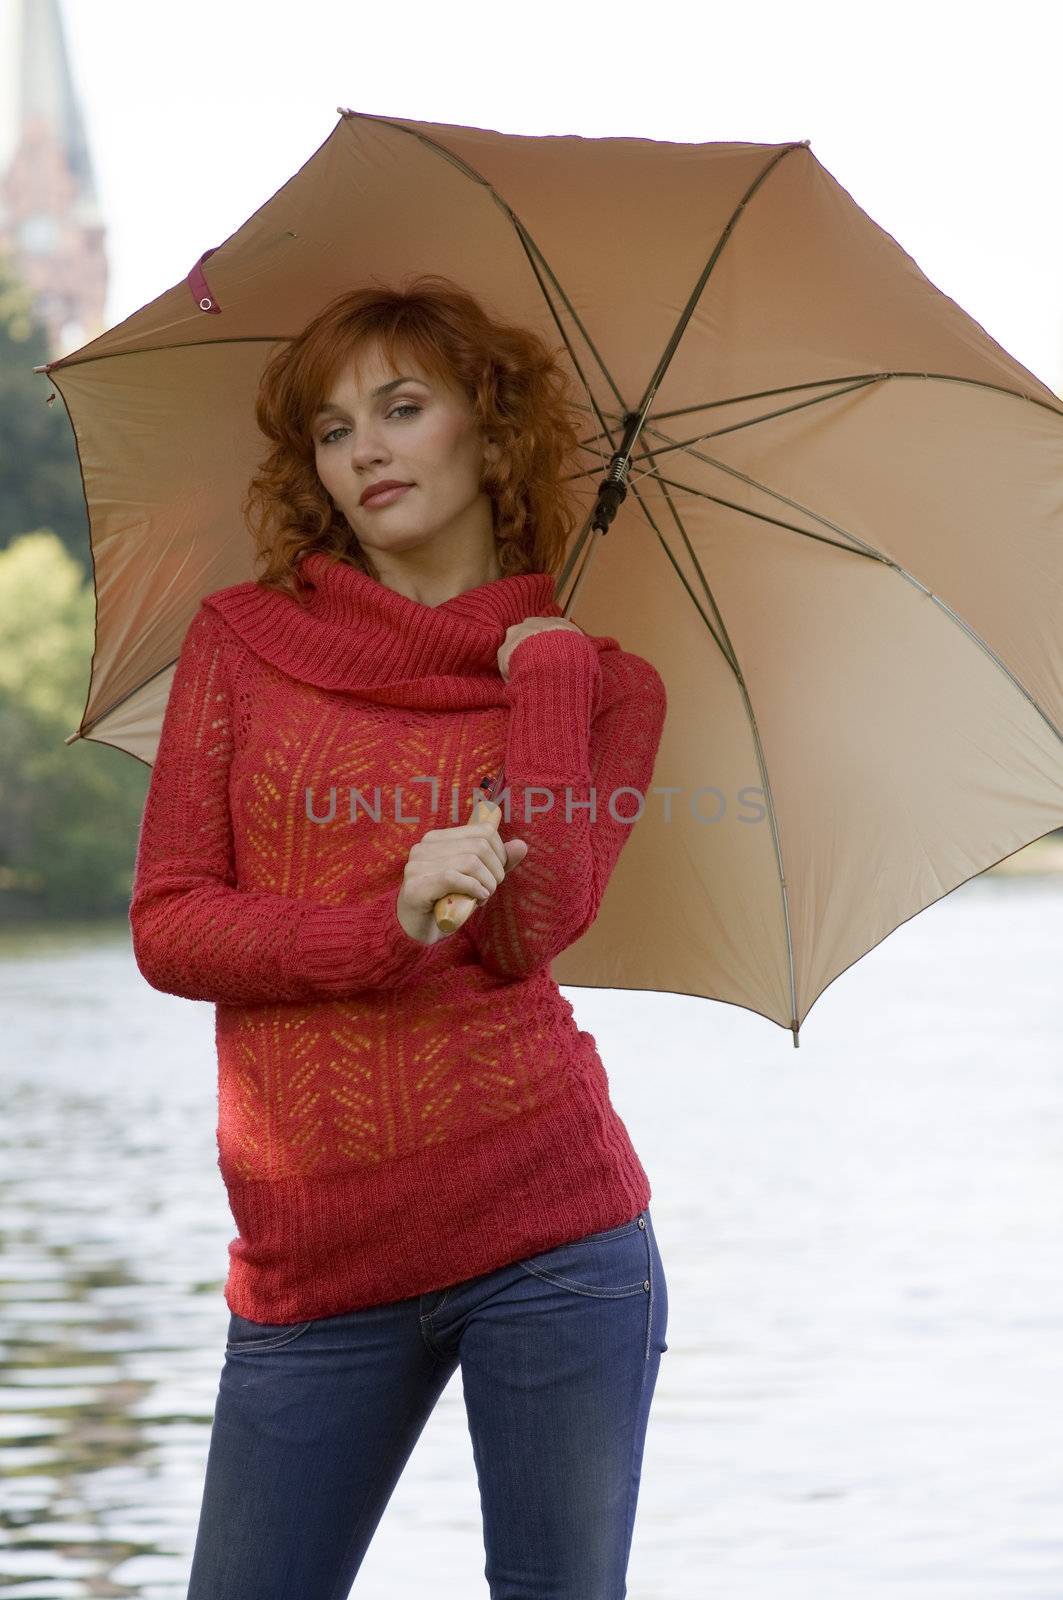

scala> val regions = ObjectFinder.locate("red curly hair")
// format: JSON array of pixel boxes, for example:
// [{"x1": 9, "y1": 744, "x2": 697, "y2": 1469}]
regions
[{"x1": 243, "y1": 273, "x2": 587, "y2": 598}]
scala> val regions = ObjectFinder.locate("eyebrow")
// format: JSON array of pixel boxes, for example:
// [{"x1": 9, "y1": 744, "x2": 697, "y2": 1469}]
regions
[{"x1": 312, "y1": 376, "x2": 424, "y2": 422}]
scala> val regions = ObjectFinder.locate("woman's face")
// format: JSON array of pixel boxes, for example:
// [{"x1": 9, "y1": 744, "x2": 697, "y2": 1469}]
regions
[{"x1": 311, "y1": 339, "x2": 499, "y2": 565}]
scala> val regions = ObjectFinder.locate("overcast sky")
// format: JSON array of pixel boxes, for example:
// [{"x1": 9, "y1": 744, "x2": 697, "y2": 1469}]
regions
[{"x1": 56, "y1": 0, "x2": 1063, "y2": 397}]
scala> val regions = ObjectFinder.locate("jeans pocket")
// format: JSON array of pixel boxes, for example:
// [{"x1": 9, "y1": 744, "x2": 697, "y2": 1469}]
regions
[
  {"x1": 578, "y1": 1215, "x2": 644, "y2": 1245},
  {"x1": 517, "y1": 1210, "x2": 650, "y2": 1298},
  {"x1": 225, "y1": 1311, "x2": 316, "y2": 1352}
]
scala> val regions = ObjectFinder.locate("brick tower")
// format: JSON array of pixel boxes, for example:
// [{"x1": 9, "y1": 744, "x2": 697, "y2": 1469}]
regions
[{"x1": 0, "y1": 0, "x2": 107, "y2": 356}]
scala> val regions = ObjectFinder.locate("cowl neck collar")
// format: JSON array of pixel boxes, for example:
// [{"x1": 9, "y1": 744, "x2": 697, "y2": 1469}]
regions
[
  {"x1": 202, "y1": 550, "x2": 574, "y2": 709},
  {"x1": 298, "y1": 551, "x2": 561, "y2": 643}
]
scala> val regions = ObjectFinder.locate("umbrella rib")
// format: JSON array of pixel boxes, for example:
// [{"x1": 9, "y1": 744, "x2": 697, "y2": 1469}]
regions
[
  {"x1": 505, "y1": 143, "x2": 808, "y2": 604},
  {"x1": 548, "y1": 142, "x2": 813, "y2": 602},
  {"x1": 492, "y1": 142, "x2": 809, "y2": 611},
  {"x1": 636, "y1": 414, "x2": 1063, "y2": 755},
  {"x1": 501, "y1": 218, "x2": 619, "y2": 481},
  {"x1": 614, "y1": 145, "x2": 809, "y2": 438},
  {"x1": 64, "y1": 653, "x2": 183, "y2": 745},
  {"x1": 475, "y1": 221, "x2": 623, "y2": 600},
  {"x1": 39, "y1": 335, "x2": 300, "y2": 371},
  {"x1": 604, "y1": 368, "x2": 1063, "y2": 433},
  {"x1": 572, "y1": 377, "x2": 882, "y2": 478},
  {"x1": 563, "y1": 368, "x2": 1063, "y2": 467},
  {"x1": 624, "y1": 472, "x2": 889, "y2": 562},
  {"x1": 341, "y1": 106, "x2": 629, "y2": 470},
  {"x1": 613, "y1": 452, "x2": 803, "y2": 1044}
]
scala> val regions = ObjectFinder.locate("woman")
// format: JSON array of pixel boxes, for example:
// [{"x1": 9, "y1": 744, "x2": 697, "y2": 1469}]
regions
[{"x1": 129, "y1": 274, "x2": 669, "y2": 1599}]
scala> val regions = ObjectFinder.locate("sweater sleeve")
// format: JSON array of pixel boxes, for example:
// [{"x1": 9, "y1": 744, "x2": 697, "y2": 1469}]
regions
[
  {"x1": 128, "y1": 605, "x2": 449, "y2": 1004},
  {"x1": 459, "y1": 629, "x2": 667, "y2": 980}
]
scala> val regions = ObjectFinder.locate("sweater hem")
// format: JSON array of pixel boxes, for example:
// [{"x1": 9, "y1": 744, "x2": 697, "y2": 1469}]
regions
[{"x1": 220, "y1": 1051, "x2": 650, "y2": 1323}]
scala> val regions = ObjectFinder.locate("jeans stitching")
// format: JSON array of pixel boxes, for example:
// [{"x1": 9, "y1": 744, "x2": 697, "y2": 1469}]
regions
[
  {"x1": 515, "y1": 1214, "x2": 642, "y2": 1270},
  {"x1": 418, "y1": 1287, "x2": 453, "y2": 1356},
  {"x1": 225, "y1": 1319, "x2": 314, "y2": 1353},
  {"x1": 577, "y1": 1217, "x2": 642, "y2": 1244},
  {"x1": 624, "y1": 1263, "x2": 654, "y2": 1574},
  {"x1": 642, "y1": 1211, "x2": 653, "y2": 1362},
  {"x1": 517, "y1": 1213, "x2": 649, "y2": 1297},
  {"x1": 515, "y1": 1262, "x2": 646, "y2": 1298}
]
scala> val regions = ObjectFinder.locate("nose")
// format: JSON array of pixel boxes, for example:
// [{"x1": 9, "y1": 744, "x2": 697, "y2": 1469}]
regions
[{"x1": 347, "y1": 422, "x2": 390, "y2": 473}]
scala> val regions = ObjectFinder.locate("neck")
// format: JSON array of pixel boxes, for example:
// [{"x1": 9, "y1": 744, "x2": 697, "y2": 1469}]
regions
[{"x1": 354, "y1": 535, "x2": 504, "y2": 608}]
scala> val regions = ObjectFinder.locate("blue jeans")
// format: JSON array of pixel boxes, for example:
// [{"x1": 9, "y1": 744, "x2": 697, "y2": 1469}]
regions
[{"x1": 186, "y1": 1205, "x2": 668, "y2": 1599}]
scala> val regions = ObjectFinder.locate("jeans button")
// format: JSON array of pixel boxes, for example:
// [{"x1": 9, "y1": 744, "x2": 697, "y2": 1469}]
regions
[
  {"x1": 637, "y1": 1217, "x2": 646, "y2": 1229},
  {"x1": 643, "y1": 1280, "x2": 651, "y2": 1291}
]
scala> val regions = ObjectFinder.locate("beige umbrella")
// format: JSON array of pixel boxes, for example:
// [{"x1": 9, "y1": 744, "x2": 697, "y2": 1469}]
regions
[{"x1": 38, "y1": 108, "x2": 1063, "y2": 1046}]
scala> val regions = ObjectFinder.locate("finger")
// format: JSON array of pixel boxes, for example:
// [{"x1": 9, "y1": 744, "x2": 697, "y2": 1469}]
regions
[
  {"x1": 445, "y1": 859, "x2": 495, "y2": 900},
  {"x1": 474, "y1": 823, "x2": 508, "y2": 872},
  {"x1": 412, "y1": 864, "x2": 492, "y2": 908},
  {"x1": 448, "y1": 825, "x2": 512, "y2": 876},
  {"x1": 465, "y1": 847, "x2": 505, "y2": 889},
  {"x1": 414, "y1": 832, "x2": 506, "y2": 885},
  {"x1": 439, "y1": 821, "x2": 509, "y2": 873}
]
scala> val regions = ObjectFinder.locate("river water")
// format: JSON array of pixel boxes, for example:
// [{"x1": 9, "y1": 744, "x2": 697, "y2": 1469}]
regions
[{"x1": 0, "y1": 870, "x2": 1061, "y2": 1597}]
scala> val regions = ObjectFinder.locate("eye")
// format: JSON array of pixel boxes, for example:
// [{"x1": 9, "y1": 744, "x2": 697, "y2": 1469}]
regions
[{"x1": 319, "y1": 402, "x2": 421, "y2": 447}]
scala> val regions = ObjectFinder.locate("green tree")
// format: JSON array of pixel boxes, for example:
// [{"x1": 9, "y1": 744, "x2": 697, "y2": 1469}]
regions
[
  {"x1": 0, "y1": 250, "x2": 92, "y2": 574},
  {"x1": 0, "y1": 531, "x2": 148, "y2": 919}
]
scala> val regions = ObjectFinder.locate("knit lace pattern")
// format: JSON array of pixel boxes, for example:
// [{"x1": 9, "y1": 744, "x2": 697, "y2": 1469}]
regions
[{"x1": 129, "y1": 552, "x2": 667, "y2": 1320}]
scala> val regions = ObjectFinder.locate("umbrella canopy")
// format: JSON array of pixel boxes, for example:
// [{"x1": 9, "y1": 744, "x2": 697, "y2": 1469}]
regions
[{"x1": 38, "y1": 108, "x2": 1063, "y2": 1043}]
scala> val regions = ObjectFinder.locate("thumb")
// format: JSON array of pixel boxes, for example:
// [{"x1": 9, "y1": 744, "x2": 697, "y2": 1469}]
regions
[{"x1": 504, "y1": 838, "x2": 529, "y2": 870}]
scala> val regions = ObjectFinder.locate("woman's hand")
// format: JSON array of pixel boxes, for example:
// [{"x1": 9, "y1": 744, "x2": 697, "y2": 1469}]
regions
[
  {"x1": 497, "y1": 617, "x2": 586, "y2": 683},
  {"x1": 396, "y1": 819, "x2": 529, "y2": 945}
]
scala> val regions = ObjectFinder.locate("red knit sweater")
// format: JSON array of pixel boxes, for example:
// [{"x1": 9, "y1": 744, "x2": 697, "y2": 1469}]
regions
[{"x1": 129, "y1": 551, "x2": 667, "y2": 1322}]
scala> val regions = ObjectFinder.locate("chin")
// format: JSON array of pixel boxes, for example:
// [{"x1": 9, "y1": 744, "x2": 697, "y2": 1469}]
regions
[{"x1": 359, "y1": 533, "x2": 437, "y2": 565}]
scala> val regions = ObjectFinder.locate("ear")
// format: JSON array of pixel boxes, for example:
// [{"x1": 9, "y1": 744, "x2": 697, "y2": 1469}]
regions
[{"x1": 483, "y1": 435, "x2": 501, "y2": 469}]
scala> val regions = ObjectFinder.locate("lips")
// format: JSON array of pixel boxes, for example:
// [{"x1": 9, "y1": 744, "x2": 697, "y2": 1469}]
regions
[{"x1": 360, "y1": 481, "x2": 413, "y2": 508}]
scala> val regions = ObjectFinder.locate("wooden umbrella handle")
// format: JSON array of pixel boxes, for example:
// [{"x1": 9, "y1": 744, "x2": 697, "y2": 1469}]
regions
[{"x1": 433, "y1": 792, "x2": 504, "y2": 934}]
